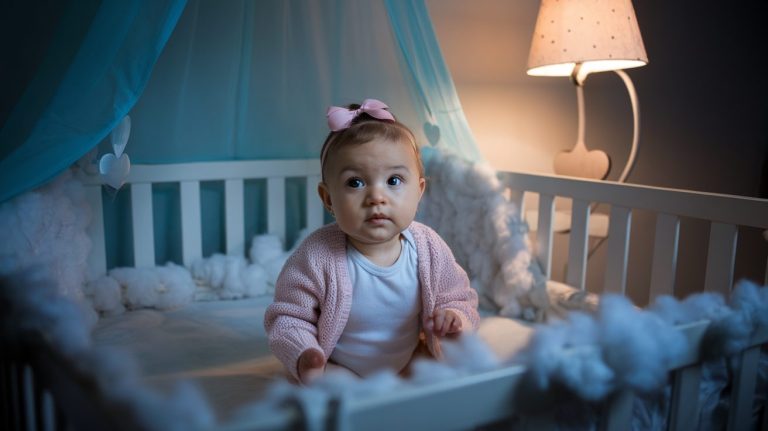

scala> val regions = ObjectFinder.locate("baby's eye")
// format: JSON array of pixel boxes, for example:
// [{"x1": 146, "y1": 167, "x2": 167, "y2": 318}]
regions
[
  {"x1": 387, "y1": 176, "x2": 403, "y2": 186},
  {"x1": 346, "y1": 178, "x2": 365, "y2": 188}
]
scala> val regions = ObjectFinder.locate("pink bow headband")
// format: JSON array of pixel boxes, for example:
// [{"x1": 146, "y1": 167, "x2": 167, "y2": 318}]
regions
[{"x1": 326, "y1": 98, "x2": 395, "y2": 131}]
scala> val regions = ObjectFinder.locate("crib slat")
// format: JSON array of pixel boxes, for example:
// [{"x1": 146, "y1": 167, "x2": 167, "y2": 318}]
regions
[
  {"x1": 40, "y1": 390, "x2": 54, "y2": 431},
  {"x1": 130, "y1": 183, "x2": 155, "y2": 268},
  {"x1": 31, "y1": 352, "x2": 46, "y2": 431},
  {"x1": 10, "y1": 362, "x2": 22, "y2": 431},
  {"x1": 23, "y1": 365, "x2": 36, "y2": 431},
  {"x1": 603, "y1": 206, "x2": 632, "y2": 294},
  {"x1": 727, "y1": 345, "x2": 760, "y2": 431},
  {"x1": 306, "y1": 175, "x2": 324, "y2": 232},
  {"x1": 599, "y1": 389, "x2": 634, "y2": 431},
  {"x1": 267, "y1": 177, "x2": 286, "y2": 244},
  {"x1": 668, "y1": 365, "x2": 702, "y2": 431},
  {"x1": 536, "y1": 194, "x2": 556, "y2": 278},
  {"x1": 225, "y1": 179, "x2": 245, "y2": 256},
  {"x1": 649, "y1": 213, "x2": 680, "y2": 301},
  {"x1": 0, "y1": 358, "x2": 7, "y2": 430},
  {"x1": 84, "y1": 185, "x2": 107, "y2": 279},
  {"x1": 703, "y1": 222, "x2": 738, "y2": 295},
  {"x1": 180, "y1": 181, "x2": 202, "y2": 267},
  {"x1": 566, "y1": 199, "x2": 591, "y2": 290}
]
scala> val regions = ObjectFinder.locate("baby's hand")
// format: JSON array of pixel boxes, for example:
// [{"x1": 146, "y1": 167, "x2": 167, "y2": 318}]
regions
[
  {"x1": 297, "y1": 348, "x2": 325, "y2": 385},
  {"x1": 426, "y1": 309, "x2": 463, "y2": 338}
]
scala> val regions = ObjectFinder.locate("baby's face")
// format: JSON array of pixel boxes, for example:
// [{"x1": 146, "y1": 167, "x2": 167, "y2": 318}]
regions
[{"x1": 319, "y1": 138, "x2": 425, "y2": 252}]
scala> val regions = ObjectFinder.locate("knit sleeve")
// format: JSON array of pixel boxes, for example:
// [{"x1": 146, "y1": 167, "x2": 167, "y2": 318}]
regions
[
  {"x1": 422, "y1": 224, "x2": 480, "y2": 331},
  {"x1": 264, "y1": 244, "x2": 325, "y2": 381}
]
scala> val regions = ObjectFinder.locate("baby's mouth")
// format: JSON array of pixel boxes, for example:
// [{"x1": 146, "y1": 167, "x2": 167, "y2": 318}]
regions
[{"x1": 367, "y1": 214, "x2": 389, "y2": 223}]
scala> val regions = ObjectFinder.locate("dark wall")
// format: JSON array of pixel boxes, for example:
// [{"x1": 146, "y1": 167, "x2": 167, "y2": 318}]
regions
[{"x1": 582, "y1": 2, "x2": 768, "y2": 301}]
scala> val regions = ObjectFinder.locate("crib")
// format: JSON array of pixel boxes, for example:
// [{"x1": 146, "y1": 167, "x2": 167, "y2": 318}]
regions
[{"x1": 2, "y1": 157, "x2": 768, "y2": 431}]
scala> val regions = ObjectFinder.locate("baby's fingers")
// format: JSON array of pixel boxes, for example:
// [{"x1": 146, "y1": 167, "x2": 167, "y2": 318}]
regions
[
  {"x1": 433, "y1": 310, "x2": 446, "y2": 335},
  {"x1": 446, "y1": 316, "x2": 463, "y2": 338},
  {"x1": 298, "y1": 349, "x2": 325, "y2": 384},
  {"x1": 449, "y1": 316, "x2": 462, "y2": 332}
]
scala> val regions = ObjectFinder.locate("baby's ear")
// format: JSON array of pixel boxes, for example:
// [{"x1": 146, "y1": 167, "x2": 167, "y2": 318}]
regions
[
  {"x1": 418, "y1": 176, "x2": 426, "y2": 195},
  {"x1": 317, "y1": 182, "x2": 333, "y2": 212}
]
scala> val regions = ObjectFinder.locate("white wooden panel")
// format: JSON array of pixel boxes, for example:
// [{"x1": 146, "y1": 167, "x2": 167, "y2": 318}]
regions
[
  {"x1": 668, "y1": 365, "x2": 702, "y2": 431},
  {"x1": 649, "y1": 213, "x2": 680, "y2": 300},
  {"x1": 498, "y1": 171, "x2": 768, "y2": 229},
  {"x1": 536, "y1": 194, "x2": 555, "y2": 278},
  {"x1": 180, "y1": 181, "x2": 202, "y2": 267},
  {"x1": 130, "y1": 183, "x2": 155, "y2": 268},
  {"x1": 267, "y1": 177, "x2": 286, "y2": 244},
  {"x1": 345, "y1": 365, "x2": 526, "y2": 431},
  {"x1": 727, "y1": 345, "x2": 760, "y2": 431},
  {"x1": 599, "y1": 390, "x2": 634, "y2": 431},
  {"x1": 672, "y1": 320, "x2": 710, "y2": 367},
  {"x1": 83, "y1": 185, "x2": 106, "y2": 279},
  {"x1": 305, "y1": 174, "x2": 324, "y2": 232},
  {"x1": 703, "y1": 222, "x2": 737, "y2": 295},
  {"x1": 225, "y1": 179, "x2": 245, "y2": 256},
  {"x1": 603, "y1": 206, "x2": 632, "y2": 294},
  {"x1": 76, "y1": 159, "x2": 322, "y2": 185},
  {"x1": 566, "y1": 199, "x2": 590, "y2": 290}
]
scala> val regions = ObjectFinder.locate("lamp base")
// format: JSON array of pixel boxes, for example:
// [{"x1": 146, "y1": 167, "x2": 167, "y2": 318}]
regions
[{"x1": 553, "y1": 140, "x2": 610, "y2": 180}]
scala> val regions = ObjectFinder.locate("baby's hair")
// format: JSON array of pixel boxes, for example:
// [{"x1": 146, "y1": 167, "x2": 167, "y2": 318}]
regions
[{"x1": 320, "y1": 104, "x2": 423, "y2": 181}]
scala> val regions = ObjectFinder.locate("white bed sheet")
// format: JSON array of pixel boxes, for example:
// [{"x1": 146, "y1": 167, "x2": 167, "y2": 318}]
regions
[
  {"x1": 92, "y1": 295, "x2": 535, "y2": 420},
  {"x1": 93, "y1": 297, "x2": 283, "y2": 418}
]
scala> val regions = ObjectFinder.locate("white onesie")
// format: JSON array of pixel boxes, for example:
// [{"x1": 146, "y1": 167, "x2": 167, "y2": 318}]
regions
[{"x1": 329, "y1": 230, "x2": 421, "y2": 376}]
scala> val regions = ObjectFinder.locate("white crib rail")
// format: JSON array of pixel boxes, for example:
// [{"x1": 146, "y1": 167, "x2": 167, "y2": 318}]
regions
[
  {"x1": 79, "y1": 159, "x2": 323, "y2": 274},
  {"x1": 8, "y1": 163, "x2": 767, "y2": 430},
  {"x1": 214, "y1": 320, "x2": 768, "y2": 431},
  {"x1": 499, "y1": 171, "x2": 768, "y2": 299}
]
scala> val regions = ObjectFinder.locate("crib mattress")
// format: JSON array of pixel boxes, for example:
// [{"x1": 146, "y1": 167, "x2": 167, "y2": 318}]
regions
[
  {"x1": 92, "y1": 296, "x2": 535, "y2": 420},
  {"x1": 92, "y1": 297, "x2": 284, "y2": 418}
]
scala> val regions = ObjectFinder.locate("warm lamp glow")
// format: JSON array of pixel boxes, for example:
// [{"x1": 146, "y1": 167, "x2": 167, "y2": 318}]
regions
[
  {"x1": 525, "y1": 0, "x2": 648, "y2": 183},
  {"x1": 528, "y1": 59, "x2": 646, "y2": 77},
  {"x1": 527, "y1": 0, "x2": 647, "y2": 80}
]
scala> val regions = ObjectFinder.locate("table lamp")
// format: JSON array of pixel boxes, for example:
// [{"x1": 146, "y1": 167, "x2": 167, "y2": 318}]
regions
[{"x1": 527, "y1": 0, "x2": 648, "y2": 182}]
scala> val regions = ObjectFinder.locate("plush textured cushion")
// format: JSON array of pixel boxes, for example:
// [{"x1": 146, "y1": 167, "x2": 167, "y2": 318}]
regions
[{"x1": 417, "y1": 148, "x2": 549, "y2": 322}]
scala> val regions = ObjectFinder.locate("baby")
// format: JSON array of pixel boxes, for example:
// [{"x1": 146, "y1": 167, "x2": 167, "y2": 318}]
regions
[{"x1": 264, "y1": 99, "x2": 479, "y2": 384}]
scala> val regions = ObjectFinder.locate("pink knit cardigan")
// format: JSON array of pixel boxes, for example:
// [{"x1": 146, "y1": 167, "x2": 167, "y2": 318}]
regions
[{"x1": 264, "y1": 221, "x2": 479, "y2": 380}]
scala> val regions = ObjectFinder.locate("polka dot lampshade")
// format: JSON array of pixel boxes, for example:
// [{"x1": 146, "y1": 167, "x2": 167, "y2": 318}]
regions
[{"x1": 527, "y1": 0, "x2": 647, "y2": 79}]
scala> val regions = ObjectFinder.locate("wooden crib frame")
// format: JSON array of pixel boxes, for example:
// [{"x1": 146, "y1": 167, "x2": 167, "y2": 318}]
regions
[{"x1": 3, "y1": 159, "x2": 767, "y2": 430}]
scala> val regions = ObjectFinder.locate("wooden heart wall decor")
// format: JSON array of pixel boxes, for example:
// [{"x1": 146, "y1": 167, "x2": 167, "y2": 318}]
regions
[{"x1": 553, "y1": 140, "x2": 610, "y2": 180}]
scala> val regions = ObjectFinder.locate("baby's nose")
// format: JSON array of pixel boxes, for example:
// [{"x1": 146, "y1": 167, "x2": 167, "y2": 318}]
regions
[{"x1": 366, "y1": 185, "x2": 387, "y2": 205}]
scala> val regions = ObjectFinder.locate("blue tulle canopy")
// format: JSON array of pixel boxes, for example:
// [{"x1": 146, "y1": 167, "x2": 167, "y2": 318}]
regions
[{"x1": 1, "y1": 0, "x2": 480, "y2": 205}]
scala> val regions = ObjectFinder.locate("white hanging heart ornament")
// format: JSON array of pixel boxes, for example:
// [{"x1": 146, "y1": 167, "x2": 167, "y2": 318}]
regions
[
  {"x1": 111, "y1": 115, "x2": 131, "y2": 158},
  {"x1": 423, "y1": 122, "x2": 441, "y2": 146},
  {"x1": 99, "y1": 152, "x2": 131, "y2": 190}
]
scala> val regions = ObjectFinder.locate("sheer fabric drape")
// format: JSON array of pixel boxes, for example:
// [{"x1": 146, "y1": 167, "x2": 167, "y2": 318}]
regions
[
  {"x1": 128, "y1": 0, "x2": 481, "y2": 164},
  {"x1": 0, "y1": 0, "x2": 187, "y2": 203}
]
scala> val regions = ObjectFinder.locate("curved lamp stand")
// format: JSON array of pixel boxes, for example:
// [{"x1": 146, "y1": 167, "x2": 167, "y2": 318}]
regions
[
  {"x1": 562, "y1": 67, "x2": 640, "y2": 184},
  {"x1": 613, "y1": 69, "x2": 640, "y2": 184},
  {"x1": 542, "y1": 68, "x2": 641, "y2": 241}
]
